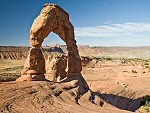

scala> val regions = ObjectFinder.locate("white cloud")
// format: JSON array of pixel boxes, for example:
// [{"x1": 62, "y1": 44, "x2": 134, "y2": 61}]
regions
[{"x1": 75, "y1": 22, "x2": 150, "y2": 38}]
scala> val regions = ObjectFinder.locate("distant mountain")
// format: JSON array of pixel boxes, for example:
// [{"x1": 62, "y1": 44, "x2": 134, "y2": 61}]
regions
[
  {"x1": 77, "y1": 46, "x2": 150, "y2": 58},
  {"x1": 0, "y1": 45, "x2": 64, "y2": 60},
  {"x1": 0, "y1": 45, "x2": 150, "y2": 60},
  {"x1": 0, "y1": 46, "x2": 30, "y2": 60}
]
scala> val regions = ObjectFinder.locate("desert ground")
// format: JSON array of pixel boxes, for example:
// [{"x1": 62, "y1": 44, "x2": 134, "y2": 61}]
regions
[{"x1": 0, "y1": 46, "x2": 150, "y2": 113}]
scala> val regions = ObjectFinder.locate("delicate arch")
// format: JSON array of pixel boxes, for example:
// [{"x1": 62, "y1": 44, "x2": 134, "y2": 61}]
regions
[{"x1": 29, "y1": 4, "x2": 82, "y2": 74}]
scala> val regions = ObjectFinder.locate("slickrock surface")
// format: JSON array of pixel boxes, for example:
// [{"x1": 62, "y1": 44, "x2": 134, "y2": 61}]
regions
[{"x1": 0, "y1": 79, "x2": 132, "y2": 113}]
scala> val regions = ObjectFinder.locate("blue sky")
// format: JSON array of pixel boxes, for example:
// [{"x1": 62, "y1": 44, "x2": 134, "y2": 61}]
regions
[{"x1": 0, "y1": 0, "x2": 150, "y2": 47}]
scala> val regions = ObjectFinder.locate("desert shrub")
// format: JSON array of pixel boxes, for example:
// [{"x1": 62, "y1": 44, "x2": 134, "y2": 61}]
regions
[
  {"x1": 100, "y1": 56, "x2": 114, "y2": 61},
  {"x1": 0, "y1": 66, "x2": 23, "y2": 73},
  {"x1": 145, "y1": 66, "x2": 149, "y2": 69},
  {"x1": 131, "y1": 70, "x2": 137, "y2": 73},
  {"x1": 144, "y1": 62, "x2": 149, "y2": 65},
  {"x1": 0, "y1": 73, "x2": 21, "y2": 82},
  {"x1": 140, "y1": 96, "x2": 150, "y2": 106},
  {"x1": 121, "y1": 61, "x2": 126, "y2": 64},
  {"x1": 105, "y1": 57, "x2": 113, "y2": 60},
  {"x1": 123, "y1": 70, "x2": 128, "y2": 72},
  {"x1": 140, "y1": 96, "x2": 150, "y2": 112},
  {"x1": 141, "y1": 64, "x2": 144, "y2": 67},
  {"x1": 144, "y1": 59, "x2": 149, "y2": 62},
  {"x1": 121, "y1": 59, "x2": 128, "y2": 64}
]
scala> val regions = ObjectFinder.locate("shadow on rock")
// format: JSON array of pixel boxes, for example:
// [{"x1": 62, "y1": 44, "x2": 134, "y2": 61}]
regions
[{"x1": 100, "y1": 93, "x2": 144, "y2": 112}]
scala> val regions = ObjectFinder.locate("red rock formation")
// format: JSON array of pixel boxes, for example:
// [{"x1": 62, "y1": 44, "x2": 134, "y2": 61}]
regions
[
  {"x1": 0, "y1": 46, "x2": 30, "y2": 60},
  {"x1": 18, "y1": 4, "x2": 82, "y2": 81}
]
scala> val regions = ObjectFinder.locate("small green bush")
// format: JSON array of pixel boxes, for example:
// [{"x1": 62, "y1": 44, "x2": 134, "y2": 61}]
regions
[
  {"x1": 144, "y1": 62, "x2": 149, "y2": 65},
  {"x1": 140, "y1": 96, "x2": 150, "y2": 112},
  {"x1": 145, "y1": 66, "x2": 149, "y2": 68},
  {"x1": 132, "y1": 70, "x2": 137, "y2": 73}
]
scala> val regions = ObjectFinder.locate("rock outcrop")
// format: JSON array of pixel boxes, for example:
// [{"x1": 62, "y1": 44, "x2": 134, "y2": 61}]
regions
[
  {"x1": 42, "y1": 45, "x2": 64, "y2": 54},
  {"x1": 0, "y1": 78, "x2": 146, "y2": 113},
  {"x1": 0, "y1": 46, "x2": 65, "y2": 60},
  {"x1": 46, "y1": 54, "x2": 67, "y2": 82},
  {"x1": 1, "y1": 74, "x2": 93, "y2": 113},
  {"x1": 17, "y1": 4, "x2": 82, "y2": 81},
  {"x1": 0, "y1": 46, "x2": 30, "y2": 60}
]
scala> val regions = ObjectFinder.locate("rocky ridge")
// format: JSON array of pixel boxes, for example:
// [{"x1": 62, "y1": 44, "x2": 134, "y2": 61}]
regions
[{"x1": 1, "y1": 45, "x2": 150, "y2": 60}]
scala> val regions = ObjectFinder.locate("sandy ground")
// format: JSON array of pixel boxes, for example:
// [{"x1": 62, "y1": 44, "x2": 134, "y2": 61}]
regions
[
  {"x1": 83, "y1": 60, "x2": 150, "y2": 96},
  {"x1": 0, "y1": 59, "x2": 150, "y2": 113}
]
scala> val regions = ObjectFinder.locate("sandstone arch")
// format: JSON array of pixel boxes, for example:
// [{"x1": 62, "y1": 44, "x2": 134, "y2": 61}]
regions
[{"x1": 18, "y1": 4, "x2": 82, "y2": 81}]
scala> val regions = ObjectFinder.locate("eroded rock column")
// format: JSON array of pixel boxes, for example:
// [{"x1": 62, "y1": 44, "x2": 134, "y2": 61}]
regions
[
  {"x1": 65, "y1": 28, "x2": 82, "y2": 74},
  {"x1": 16, "y1": 47, "x2": 46, "y2": 81}
]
